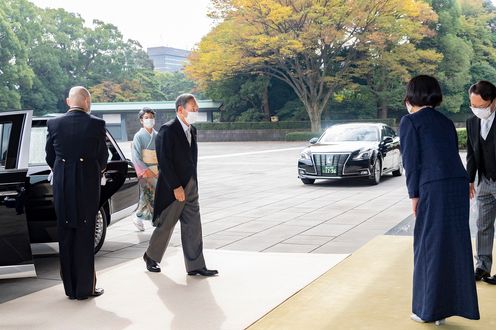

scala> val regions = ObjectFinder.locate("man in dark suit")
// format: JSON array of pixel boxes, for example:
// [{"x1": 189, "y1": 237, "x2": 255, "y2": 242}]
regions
[
  {"x1": 45, "y1": 86, "x2": 108, "y2": 299},
  {"x1": 143, "y1": 94, "x2": 218, "y2": 277},
  {"x1": 467, "y1": 80, "x2": 496, "y2": 285}
]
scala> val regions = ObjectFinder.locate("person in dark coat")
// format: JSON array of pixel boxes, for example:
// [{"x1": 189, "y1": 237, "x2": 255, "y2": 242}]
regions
[
  {"x1": 400, "y1": 75, "x2": 479, "y2": 324},
  {"x1": 143, "y1": 94, "x2": 218, "y2": 277},
  {"x1": 45, "y1": 86, "x2": 108, "y2": 300},
  {"x1": 466, "y1": 80, "x2": 496, "y2": 284}
]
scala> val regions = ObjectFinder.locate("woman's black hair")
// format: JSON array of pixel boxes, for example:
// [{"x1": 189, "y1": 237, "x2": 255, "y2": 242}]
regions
[
  {"x1": 404, "y1": 75, "x2": 443, "y2": 108},
  {"x1": 139, "y1": 107, "x2": 156, "y2": 119}
]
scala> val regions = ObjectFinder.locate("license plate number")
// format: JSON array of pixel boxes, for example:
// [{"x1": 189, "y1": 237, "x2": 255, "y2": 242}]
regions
[{"x1": 323, "y1": 166, "x2": 337, "y2": 174}]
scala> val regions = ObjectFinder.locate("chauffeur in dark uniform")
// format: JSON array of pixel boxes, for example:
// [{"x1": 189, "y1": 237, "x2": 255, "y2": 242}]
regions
[{"x1": 45, "y1": 86, "x2": 108, "y2": 300}]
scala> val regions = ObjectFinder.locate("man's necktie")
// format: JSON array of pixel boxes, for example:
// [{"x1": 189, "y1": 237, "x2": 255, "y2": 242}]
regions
[
  {"x1": 482, "y1": 120, "x2": 491, "y2": 140},
  {"x1": 185, "y1": 128, "x2": 191, "y2": 146}
]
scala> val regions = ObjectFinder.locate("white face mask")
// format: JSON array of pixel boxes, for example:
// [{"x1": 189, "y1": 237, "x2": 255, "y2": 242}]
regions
[
  {"x1": 143, "y1": 118, "x2": 155, "y2": 129},
  {"x1": 471, "y1": 106, "x2": 493, "y2": 120},
  {"x1": 185, "y1": 111, "x2": 198, "y2": 124},
  {"x1": 406, "y1": 102, "x2": 414, "y2": 114}
]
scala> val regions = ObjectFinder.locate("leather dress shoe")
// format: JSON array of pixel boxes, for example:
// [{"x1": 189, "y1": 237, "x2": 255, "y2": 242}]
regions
[
  {"x1": 475, "y1": 268, "x2": 490, "y2": 281},
  {"x1": 482, "y1": 275, "x2": 496, "y2": 285},
  {"x1": 91, "y1": 288, "x2": 105, "y2": 297},
  {"x1": 143, "y1": 252, "x2": 161, "y2": 273},
  {"x1": 75, "y1": 288, "x2": 104, "y2": 300},
  {"x1": 187, "y1": 267, "x2": 218, "y2": 277}
]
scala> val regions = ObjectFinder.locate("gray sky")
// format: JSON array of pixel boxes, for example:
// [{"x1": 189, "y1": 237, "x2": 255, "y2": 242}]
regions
[
  {"x1": 29, "y1": 0, "x2": 496, "y2": 52},
  {"x1": 29, "y1": 0, "x2": 215, "y2": 50}
]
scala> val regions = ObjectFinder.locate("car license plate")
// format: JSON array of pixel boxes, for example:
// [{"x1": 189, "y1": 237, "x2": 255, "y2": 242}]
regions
[{"x1": 323, "y1": 166, "x2": 337, "y2": 174}]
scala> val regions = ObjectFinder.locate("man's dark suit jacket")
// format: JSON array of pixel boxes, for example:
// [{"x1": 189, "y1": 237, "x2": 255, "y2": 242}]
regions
[
  {"x1": 153, "y1": 117, "x2": 198, "y2": 223},
  {"x1": 466, "y1": 115, "x2": 496, "y2": 185},
  {"x1": 45, "y1": 109, "x2": 108, "y2": 228},
  {"x1": 400, "y1": 107, "x2": 468, "y2": 198}
]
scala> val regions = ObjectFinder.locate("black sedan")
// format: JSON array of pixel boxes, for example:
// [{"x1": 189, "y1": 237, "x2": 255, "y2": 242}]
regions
[
  {"x1": 298, "y1": 123, "x2": 402, "y2": 185},
  {"x1": 0, "y1": 111, "x2": 138, "y2": 279}
]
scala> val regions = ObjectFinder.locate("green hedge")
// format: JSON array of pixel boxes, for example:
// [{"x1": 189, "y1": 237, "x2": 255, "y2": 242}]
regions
[
  {"x1": 195, "y1": 118, "x2": 396, "y2": 130},
  {"x1": 285, "y1": 131, "x2": 322, "y2": 141},
  {"x1": 457, "y1": 128, "x2": 467, "y2": 150}
]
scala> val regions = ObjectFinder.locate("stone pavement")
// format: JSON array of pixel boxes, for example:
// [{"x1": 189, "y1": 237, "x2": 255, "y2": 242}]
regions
[{"x1": 115, "y1": 141, "x2": 412, "y2": 254}]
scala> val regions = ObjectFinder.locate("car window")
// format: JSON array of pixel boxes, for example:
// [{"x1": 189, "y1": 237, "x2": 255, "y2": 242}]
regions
[
  {"x1": 320, "y1": 125, "x2": 380, "y2": 142},
  {"x1": 29, "y1": 127, "x2": 49, "y2": 166},
  {"x1": 386, "y1": 127, "x2": 396, "y2": 137},
  {"x1": 0, "y1": 122, "x2": 13, "y2": 169},
  {"x1": 28, "y1": 125, "x2": 120, "y2": 166}
]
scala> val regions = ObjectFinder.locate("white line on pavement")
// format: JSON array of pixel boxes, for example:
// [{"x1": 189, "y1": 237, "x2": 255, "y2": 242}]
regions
[{"x1": 199, "y1": 147, "x2": 303, "y2": 160}]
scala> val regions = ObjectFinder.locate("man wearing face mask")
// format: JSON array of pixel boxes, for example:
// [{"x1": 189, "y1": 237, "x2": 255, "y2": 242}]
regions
[
  {"x1": 143, "y1": 94, "x2": 218, "y2": 276},
  {"x1": 131, "y1": 107, "x2": 158, "y2": 231},
  {"x1": 467, "y1": 80, "x2": 496, "y2": 285}
]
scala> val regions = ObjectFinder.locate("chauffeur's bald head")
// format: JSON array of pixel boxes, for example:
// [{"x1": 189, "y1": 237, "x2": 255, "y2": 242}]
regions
[{"x1": 66, "y1": 86, "x2": 91, "y2": 112}]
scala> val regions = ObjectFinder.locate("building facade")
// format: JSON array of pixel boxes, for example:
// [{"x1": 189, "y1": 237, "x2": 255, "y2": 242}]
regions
[{"x1": 147, "y1": 47, "x2": 190, "y2": 72}]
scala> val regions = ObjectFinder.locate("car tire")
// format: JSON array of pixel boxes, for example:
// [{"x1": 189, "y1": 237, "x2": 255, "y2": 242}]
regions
[
  {"x1": 392, "y1": 161, "x2": 403, "y2": 177},
  {"x1": 94, "y1": 206, "x2": 108, "y2": 254},
  {"x1": 301, "y1": 178, "x2": 315, "y2": 185},
  {"x1": 369, "y1": 158, "x2": 382, "y2": 185}
]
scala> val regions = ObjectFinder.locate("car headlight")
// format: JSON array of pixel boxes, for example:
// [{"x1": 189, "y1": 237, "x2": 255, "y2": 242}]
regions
[
  {"x1": 300, "y1": 148, "x2": 312, "y2": 160},
  {"x1": 352, "y1": 149, "x2": 373, "y2": 160}
]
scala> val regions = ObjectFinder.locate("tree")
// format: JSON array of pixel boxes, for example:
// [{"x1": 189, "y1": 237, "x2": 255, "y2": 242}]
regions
[
  {"x1": 0, "y1": 0, "x2": 34, "y2": 110},
  {"x1": 187, "y1": 0, "x2": 438, "y2": 131}
]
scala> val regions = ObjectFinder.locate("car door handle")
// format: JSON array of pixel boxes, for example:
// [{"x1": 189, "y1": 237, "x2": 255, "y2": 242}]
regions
[{"x1": 0, "y1": 190, "x2": 18, "y2": 197}]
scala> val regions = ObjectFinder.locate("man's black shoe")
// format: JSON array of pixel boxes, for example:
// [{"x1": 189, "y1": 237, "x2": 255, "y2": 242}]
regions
[
  {"x1": 143, "y1": 252, "x2": 161, "y2": 273},
  {"x1": 187, "y1": 267, "x2": 218, "y2": 277},
  {"x1": 475, "y1": 268, "x2": 490, "y2": 281},
  {"x1": 91, "y1": 288, "x2": 105, "y2": 297},
  {"x1": 482, "y1": 275, "x2": 496, "y2": 285},
  {"x1": 75, "y1": 288, "x2": 104, "y2": 300}
]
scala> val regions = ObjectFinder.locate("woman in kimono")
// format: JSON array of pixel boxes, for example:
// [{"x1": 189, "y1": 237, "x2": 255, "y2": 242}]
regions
[
  {"x1": 400, "y1": 75, "x2": 479, "y2": 325},
  {"x1": 131, "y1": 107, "x2": 158, "y2": 231}
]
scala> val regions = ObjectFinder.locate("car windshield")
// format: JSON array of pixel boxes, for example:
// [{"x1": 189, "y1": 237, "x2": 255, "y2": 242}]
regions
[{"x1": 320, "y1": 125, "x2": 379, "y2": 143}]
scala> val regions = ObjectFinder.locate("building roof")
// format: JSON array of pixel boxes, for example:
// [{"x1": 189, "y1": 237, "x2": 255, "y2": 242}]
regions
[
  {"x1": 147, "y1": 47, "x2": 190, "y2": 57},
  {"x1": 91, "y1": 100, "x2": 223, "y2": 113}
]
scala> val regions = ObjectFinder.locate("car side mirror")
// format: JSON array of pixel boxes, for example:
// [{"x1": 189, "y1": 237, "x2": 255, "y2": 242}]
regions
[
  {"x1": 309, "y1": 138, "x2": 318, "y2": 144},
  {"x1": 382, "y1": 137, "x2": 393, "y2": 144}
]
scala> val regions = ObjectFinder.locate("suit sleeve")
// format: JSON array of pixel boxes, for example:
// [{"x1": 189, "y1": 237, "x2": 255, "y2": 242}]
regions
[
  {"x1": 466, "y1": 119, "x2": 477, "y2": 183},
  {"x1": 98, "y1": 121, "x2": 109, "y2": 172},
  {"x1": 156, "y1": 126, "x2": 181, "y2": 189},
  {"x1": 399, "y1": 116, "x2": 420, "y2": 198},
  {"x1": 45, "y1": 121, "x2": 55, "y2": 169}
]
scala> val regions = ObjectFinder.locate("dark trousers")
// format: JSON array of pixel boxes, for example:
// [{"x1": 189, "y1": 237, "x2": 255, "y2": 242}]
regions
[
  {"x1": 147, "y1": 178, "x2": 206, "y2": 271},
  {"x1": 57, "y1": 223, "x2": 96, "y2": 299}
]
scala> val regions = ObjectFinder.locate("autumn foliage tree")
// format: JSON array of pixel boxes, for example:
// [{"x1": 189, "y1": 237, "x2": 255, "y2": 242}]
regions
[{"x1": 187, "y1": 0, "x2": 440, "y2": 131}]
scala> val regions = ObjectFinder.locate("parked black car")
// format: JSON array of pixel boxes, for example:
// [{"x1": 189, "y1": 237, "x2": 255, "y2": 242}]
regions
[
  {"x1": 298, "y1": 123, "x2": 402, "y2": 185},
  {"x1": 0, "y1": 111, "x2": 138, "y2": 280}
]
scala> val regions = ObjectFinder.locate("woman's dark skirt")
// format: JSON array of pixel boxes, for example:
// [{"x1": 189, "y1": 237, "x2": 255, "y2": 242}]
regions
[{"x1": 413, "y1": 177, "x2": 480, "y2": 321}]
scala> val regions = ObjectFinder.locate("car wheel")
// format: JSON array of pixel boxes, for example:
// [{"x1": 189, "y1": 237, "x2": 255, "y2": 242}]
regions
[
  {"x1": 369, "y1": 158, "x2": 382, "y2": 185},
  {"x1": 94, "y1": 206, "x2": 108, "y2": 254},
  {"x1": 301, "y1": 178, "x2": 315, "y2": 185},
  {"x1": 392, "y1": 159, "x2": 403, "y2": 177}
]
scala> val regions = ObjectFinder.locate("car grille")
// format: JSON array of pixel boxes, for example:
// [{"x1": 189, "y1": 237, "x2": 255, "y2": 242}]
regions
[{"x1": 313, "y1": 153, "x2": 349, "y2": 176}]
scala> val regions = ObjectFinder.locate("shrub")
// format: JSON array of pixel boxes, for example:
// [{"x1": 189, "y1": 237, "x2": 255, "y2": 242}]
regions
[
  {"x1": 457, "y1": 128, "x2": 467, "y2": 150},
  {"x1": 285, "y1": 131, "x2": 322, "y2": 141}
]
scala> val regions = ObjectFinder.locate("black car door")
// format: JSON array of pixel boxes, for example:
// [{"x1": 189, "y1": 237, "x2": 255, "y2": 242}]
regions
[
  {"x1": 101, "y1": 132, "x2": 138, "y2": 215},
  {"x1": 0, "y1": 111, "x2": 36, "y2": 279}
]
